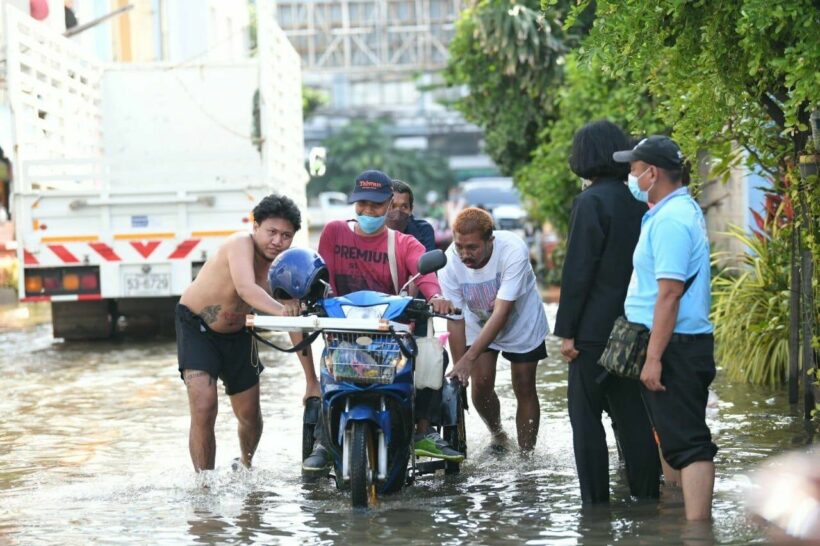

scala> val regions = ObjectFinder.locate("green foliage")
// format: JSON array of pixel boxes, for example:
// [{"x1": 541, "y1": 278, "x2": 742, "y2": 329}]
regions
[
  {"x1": 540, "y1": 239, "x2": 565, "y2": 286},
  {"x1": 446, "y1": 0, "x2": 662, "y2": 233},
  {"x1": 248, "y1": 1, "x2": 257, "y2": 52},
  {"x1": 711, "y1": 177, "x2": 818, "y2": 388},
  {"x1": 307, "y1": 119, "x2": 455, "y2": 198},
  {"x1": 450, "y1": 0, "x2": 819, "y2": 391},
  {"x1": 515, "y1": 54, "x2": 666, "y2": 233},
  {"x1": 711, "y1": 225, "x2": 793, "y2": 385},
  {"x1": 302, "y1": 87, "x2": 328, "y2": 119},
  {"x1": 572, "y1": 0, "x2": 819, "y2": 180},
  {"x1": 444, "y1": 0, "x2": 577, "y2": 176}
]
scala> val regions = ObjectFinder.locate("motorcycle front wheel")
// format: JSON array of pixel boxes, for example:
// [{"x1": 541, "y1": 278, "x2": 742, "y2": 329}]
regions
[{"x1": 349, "y1": 421, "x2": 376, "y2": 508}]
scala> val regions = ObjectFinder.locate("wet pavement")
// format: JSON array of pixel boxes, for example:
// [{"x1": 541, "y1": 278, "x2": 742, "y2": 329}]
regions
[{"x1": 0, "y1": 304, "x2": 816, "y2": 545}]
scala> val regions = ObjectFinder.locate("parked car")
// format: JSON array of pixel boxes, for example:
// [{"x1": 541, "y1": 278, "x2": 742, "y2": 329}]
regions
[{"x1": 454, "y1": 178, "x2": 530, "y2": 240}]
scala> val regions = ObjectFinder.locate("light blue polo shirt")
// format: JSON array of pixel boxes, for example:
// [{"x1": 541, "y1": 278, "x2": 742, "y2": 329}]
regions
[{"x1": 624, "y1": 187, "x2": 713, "y2": 334}]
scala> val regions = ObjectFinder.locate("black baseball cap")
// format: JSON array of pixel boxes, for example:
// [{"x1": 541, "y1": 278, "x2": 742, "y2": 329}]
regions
[
  {"x1": 613, "y1": 135, "x2": 685, "y2": 170},
  {"x1": 348, "y1": 169, "x2": 393, "y2": 204}
]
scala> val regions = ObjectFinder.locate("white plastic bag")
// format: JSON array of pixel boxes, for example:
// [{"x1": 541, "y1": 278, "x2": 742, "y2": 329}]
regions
[{"x1": 414, "y1": 320, "x2": 444, "y2": 390}]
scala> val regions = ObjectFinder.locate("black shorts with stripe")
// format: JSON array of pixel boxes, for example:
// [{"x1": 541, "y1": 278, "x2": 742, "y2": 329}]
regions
[{"x1": 175, "y1": 303, "x2": 263, "y2": 395}]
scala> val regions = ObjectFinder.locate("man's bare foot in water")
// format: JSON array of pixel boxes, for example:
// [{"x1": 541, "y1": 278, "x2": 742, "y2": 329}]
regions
[
  {"x1": 231, "y1": 457, "x2": 251, "y2": 472},
  {"x1": 486, "y1": 431, "x2": 511, "y2": 457}
]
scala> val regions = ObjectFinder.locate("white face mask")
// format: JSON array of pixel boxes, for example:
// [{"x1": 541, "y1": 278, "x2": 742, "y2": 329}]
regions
[{"x1": 627, "y1": 168, "x2": 653, "y2": 203}]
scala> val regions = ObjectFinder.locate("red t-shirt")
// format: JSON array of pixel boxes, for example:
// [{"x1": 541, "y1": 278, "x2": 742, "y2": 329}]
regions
[
  {"x1": 318, "y1": 220, "x2": 441, "y2": 299},
  {"x1": 30, "y1": 0, "x2": 49, "y2": 20}
]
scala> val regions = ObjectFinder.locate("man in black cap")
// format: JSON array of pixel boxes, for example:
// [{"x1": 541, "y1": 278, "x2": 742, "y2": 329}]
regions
[
  {"x1": 302, "y1": 169, "x2": 464, "y2": 476},
  {"x1": 613, "y1": 135, "x2": 716, "y2": 521}
]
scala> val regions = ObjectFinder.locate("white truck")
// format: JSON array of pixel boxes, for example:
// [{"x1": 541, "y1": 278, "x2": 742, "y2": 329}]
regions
[
  {"x1": 306, "y1": 191, "x2": 355, "y2": 229},
  {"x1": 1, "y1": 3, "x2": 308, "y2": 339}
]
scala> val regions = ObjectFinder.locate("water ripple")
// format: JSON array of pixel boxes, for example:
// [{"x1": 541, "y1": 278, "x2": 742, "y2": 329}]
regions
[{"x1": 0, "y1": 305, "x2": 813, "y2": 544}]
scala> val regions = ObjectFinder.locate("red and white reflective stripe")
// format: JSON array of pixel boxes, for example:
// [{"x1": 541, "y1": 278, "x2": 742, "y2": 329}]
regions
[
  {"x1": 48, "y1": 244, "x2": 80, "y2": 263},
  {"x1": 130, "y1": 241, "x2": 161, "y2": 259},
  {"x1": 89, "y1": 242, "x2": 121, "y2": 261},
  {"x1": 20, "y1": 294, "x2": 102, "y2": 303},
  {"x1": 25, "y1": 237, "x2": 207, "y2": 265},
  {"x1": 168, "y1": 239, "x2": 200, "y2": 259},
  {"x1": 23, "y1": 250, "x2": 39, "y2": 265}
]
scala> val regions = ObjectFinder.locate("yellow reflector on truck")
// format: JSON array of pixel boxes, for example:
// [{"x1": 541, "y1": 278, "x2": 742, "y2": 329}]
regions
[
  {"x1": 62, "y1": 273, "x2": 80, "y2": 291},
  {"x1": 25, "y1": 275, "x2": 42, "y2": 293}
]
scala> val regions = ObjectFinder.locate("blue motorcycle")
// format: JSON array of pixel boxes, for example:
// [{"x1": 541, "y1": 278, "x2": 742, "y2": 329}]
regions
[{"x1": 250, "y1": 249, "x2": 467, "y2": 508}]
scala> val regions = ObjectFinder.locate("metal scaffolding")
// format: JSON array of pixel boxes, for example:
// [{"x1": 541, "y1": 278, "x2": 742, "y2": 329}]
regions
[{"x1": 272, "y1": 0, "x2": 464, "y2": 74}]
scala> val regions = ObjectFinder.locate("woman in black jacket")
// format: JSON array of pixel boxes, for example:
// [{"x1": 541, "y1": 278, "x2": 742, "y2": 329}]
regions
[{"x1": 553, "y1": 121, "x2": 660, "y2": 503}]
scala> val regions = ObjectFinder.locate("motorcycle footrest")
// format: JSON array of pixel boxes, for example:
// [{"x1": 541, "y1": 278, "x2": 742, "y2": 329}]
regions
[{"x1": 415, "y1": 460, "x2": 446, "y2": 476}]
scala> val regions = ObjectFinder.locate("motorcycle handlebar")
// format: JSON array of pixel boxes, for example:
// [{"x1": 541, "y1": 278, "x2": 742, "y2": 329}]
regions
[
  {"x1": 408, "y1": 299, "x2": 462, "y2": 320},
  {"x1": 428, "y1": 310, "x2": 463, "y2": 320}
]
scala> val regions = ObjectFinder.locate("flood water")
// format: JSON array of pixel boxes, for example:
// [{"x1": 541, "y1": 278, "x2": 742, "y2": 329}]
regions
[{"x1": 0, "y1": 304, "x2": 816, "y2": 545}]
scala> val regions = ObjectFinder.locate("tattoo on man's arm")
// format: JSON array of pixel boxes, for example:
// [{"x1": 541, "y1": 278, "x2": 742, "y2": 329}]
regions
[{"x1": 200, "y1": 305, "x2": 221, "y2": 324}]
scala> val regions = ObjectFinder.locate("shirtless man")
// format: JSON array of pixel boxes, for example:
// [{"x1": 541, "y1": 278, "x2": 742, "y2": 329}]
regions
[{"x1": 175, "y1": 194, "x2": 314, "y2": 471}]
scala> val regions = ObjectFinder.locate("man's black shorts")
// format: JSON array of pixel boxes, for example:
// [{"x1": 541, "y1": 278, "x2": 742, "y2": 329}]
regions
[
  {"x1": 175, "y1": 303, "x2": 263, "y2": 395},
  {"x1": 641, "y1": 334, "x2": 717, "y2": 470},
  {"x1": 466, "y1": 340, "x2": 548, "y2": 363}
]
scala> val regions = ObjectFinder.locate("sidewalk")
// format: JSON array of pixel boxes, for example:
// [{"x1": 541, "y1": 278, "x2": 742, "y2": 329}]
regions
[{"x1": 0, "y1": 299, "x2": 51, "y2": 330}]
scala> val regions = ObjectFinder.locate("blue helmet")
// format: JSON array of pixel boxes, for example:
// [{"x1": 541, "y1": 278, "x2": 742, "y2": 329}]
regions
[{"x1": 269, "y1": 248, "x2": 329, "y2": 302}]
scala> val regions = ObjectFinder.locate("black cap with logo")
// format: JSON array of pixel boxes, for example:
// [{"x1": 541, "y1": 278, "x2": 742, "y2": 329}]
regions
[
  {"x1": 348, "y1": 169, "x2": 394, "y2": 204},
  {"x1": 613, "y1": 135, "x2": 685, "y2": 170}
]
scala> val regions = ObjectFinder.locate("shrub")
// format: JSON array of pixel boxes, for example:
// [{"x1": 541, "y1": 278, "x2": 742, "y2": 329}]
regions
[{"x1": 712, "y1": 223, "x2": 796, "y2": 386}]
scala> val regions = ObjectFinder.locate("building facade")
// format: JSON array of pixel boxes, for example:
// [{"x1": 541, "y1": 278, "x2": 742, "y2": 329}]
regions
[{"x1": 271, "y1": 0, "x2": 497, "y2": 181}]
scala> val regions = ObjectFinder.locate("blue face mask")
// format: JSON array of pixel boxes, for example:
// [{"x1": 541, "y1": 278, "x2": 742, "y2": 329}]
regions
[
  {"x1": 627, "y1": 168, "x2": 653, "y2": 203},
  {"x1": 356, "y1": 213, "x2": 386, "y2": 234}
]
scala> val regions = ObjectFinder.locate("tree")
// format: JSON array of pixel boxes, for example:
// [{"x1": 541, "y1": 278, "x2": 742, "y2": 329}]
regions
[
  {"x1": 516, "y1": 54, "x2": 666, "y2": 233},
  {"x1": 444, "y1": 0, "x2": 575, "y2": 176},
  {"x1": 445, "y1": 0, "x2": 661, "y2": 232},
  {"x1": 570, "y1": 0, "x2": 818, "y2": 180},
  {"x1": 308, "y1": 119, "x2": 455, "y2": 199}
]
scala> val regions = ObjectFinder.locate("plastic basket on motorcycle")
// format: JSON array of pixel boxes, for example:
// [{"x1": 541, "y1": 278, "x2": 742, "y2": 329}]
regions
[{"x1": 322, "y1": 331, "x2": 407, "y2": 384}]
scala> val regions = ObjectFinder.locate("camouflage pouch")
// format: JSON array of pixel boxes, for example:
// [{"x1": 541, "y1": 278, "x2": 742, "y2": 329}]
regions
[{"x1": 597, "y1": 316, "x2": 650, "y2": 380}]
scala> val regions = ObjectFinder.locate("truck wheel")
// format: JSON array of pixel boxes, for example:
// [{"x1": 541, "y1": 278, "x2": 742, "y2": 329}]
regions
[{"x1": 349, "y1": 421, "x2": 376, "y2": 508}]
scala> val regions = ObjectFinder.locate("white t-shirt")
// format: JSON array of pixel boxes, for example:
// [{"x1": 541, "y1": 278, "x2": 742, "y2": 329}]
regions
[{"x1": 440, "y1": 231, "x2": 549, "y2": 353}]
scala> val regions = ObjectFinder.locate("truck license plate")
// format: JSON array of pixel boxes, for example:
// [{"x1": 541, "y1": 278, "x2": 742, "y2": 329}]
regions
[{"x1": 122, "y1": 272, "x2": 171, "y2": 296}]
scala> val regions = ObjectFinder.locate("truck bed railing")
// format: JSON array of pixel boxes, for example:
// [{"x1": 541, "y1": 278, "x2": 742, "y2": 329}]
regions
[
  {"x1": 68, "y1": 195, "x2": 216, "y2": 210},
  {"x1": 18, "y1": 158, "x2": 279, "y2": 193}
]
